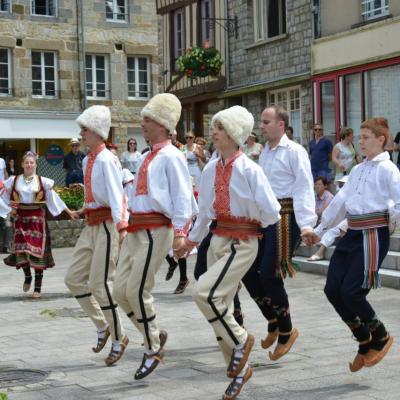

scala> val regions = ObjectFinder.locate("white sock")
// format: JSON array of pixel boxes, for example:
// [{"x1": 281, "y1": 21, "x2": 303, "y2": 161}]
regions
[
  {"x1": 112, "y1": 340, "x2": 121, "y2": 352},
  {"x1": 236, "y1": 362, "x2": 249, "y2": 379},
  {"x1": 97, "y1": 325, "x2": 109, "y2": 338}
]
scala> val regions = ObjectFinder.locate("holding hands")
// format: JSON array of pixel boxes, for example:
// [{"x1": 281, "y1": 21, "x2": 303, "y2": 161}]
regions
[{"x1": 300, "y1": 227, "x2": 320, "y2": 247}]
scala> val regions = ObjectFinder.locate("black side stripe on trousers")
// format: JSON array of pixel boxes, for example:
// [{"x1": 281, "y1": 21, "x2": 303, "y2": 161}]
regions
[
  {"x1": 138, "y1": 229, "x2": 154, "y2": 350},
  {"x1": 102, "y1": 222, "x2": 119, "y2": 341},
  {"x1": 101, "y1": 304, "x2": 118, "y2": 311},
  {"x1": 127, "y1": 311, "x2": 134, "y2": 318},
  {"x1": 75, "y1": 293, "x2": 92, "y2": 299},
  {"x1": 207, "y1": 243, "x2": 239, "y2": 346},
  {"x1": 208, "y1": 308, "x2": 228, "y2": 323}
]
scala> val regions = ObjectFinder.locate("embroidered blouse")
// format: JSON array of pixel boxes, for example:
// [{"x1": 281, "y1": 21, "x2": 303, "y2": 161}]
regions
[
  {"x1": 188, "y1": 152, "x2": 281, "y2": 244},
  {"x1": 127, "y1": 140, "x2": 197, "y2": 237},
  {"x1": 83, "y1": 144, "x2": 128, "y2": 231},
  {"x1": 259, "y1": 134, "x2": 317, "y2": 230},
  {"x1": 315, "y1": 151, "x2": 400, "y2": 237},
  {"x1": 1, "y1": 175, "x2": 66, "y2": 216}
]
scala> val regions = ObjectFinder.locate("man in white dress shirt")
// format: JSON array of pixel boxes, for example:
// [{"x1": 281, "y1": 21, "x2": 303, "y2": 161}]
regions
[
  {"x1": 113, "y1": 93, "x2": 197, "y2": 380},
  {"x1": 245, "y1": 105, "x2": 317, "y2": 361},
  {"x1": 65, "y1": 105, "x2": 129, "y2": 366}
]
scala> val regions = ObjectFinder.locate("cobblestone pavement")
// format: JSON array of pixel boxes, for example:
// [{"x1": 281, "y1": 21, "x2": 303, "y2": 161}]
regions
[{"x1": 0, "y1": 248, "x2": 399, "y2": 400}]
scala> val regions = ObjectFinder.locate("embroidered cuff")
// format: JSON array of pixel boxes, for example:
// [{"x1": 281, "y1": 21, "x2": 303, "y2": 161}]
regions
[
  {"x1": 174, "y1": 228, "x2": 187, "y2": 238},
  {"x1": 185, "y1": 238, "x2": 198, "y2": 247},
  {"x1": 117, "y1": 221, "x2": 129, "y2": 232}
]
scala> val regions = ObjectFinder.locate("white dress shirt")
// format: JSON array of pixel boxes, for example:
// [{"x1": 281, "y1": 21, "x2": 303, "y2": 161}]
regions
[
  {"x1": 127, "y1": 142, "x2": 198, "y2": 236},
  {"x1": 188, "y1": 152, "x2": 281, "y2": 244},
  {"x1": 315, "y1": 151, "x2": 400, "y2": 237},
  {"x1": 2, "y1": 175, "x2": 66, "y2": 216},
  {"x1": 83, "y1": 145, "x2": 128, "y2": 231},
  {"x1": 259, "y1": 134, "x2": 317, "y2": 230}
]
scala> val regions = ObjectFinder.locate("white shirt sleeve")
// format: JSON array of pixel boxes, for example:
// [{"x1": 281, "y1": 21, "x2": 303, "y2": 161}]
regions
[
  {"x1": 102, "y1": 158, "x2": 128, "y2": 230},
  {"x1": 290, "y1": 146, "x2": 317, "y2": 230},
  {"x1": 41, "y1": 177, "x2": 67, "y2": 217},
  {"x1": 386, "y1": 163, "x2": 400, "y2": 226},
  {"x1": 166, "y1": 153, "x2": 198, "y2": 235},
  {"x1": 248, "y1": 165, "x2": 281, "y2": 228}
]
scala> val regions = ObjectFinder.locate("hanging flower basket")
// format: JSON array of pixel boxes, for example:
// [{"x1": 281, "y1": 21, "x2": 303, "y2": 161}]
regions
[{"x1": 177, "y1": 46, "x2": 223, "y2": 79}]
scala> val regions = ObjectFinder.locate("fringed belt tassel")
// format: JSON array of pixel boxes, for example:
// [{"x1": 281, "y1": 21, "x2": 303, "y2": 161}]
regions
[
  {"x1": 347, "y1": 211, "x2": 389, "y2": 289},
  {"x1": 213, "y1": 215, "x2": 262, "y2": 240},
  {"x1": 276, "y1": 198, "x2": 297, "y2": 279},
  {"x1": 85, "y1": 207, "x2": 113, "y2": 226},
  {"x1": 127, "y1": 212, "x2": 172, "y2": 233}
]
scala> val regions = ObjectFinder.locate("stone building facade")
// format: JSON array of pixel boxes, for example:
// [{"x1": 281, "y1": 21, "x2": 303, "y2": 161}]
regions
[
  {"x1": 223, "y1": 0, "x2": 313, "y2": 144},
  {"x1": 0, "y1": 1, "x2": 158, "y2": 170}
]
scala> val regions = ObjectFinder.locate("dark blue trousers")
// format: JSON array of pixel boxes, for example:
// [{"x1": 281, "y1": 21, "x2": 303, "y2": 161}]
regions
[{"x1": 324, "y1": 227, "x2": 389, "y2": 323}]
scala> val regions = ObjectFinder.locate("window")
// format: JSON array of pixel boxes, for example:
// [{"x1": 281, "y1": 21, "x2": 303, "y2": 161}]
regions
[
  {"x1": 31, "y1": 51, "x2": 57, "y2": 97},
  {"x1": 1, "y1": 0, "x2": 11, "y2": 12},
  {"x1": 269, "y1": 87, "x2": 302, "y2": 143},
  {"x1": 172, "y1": 8, "x2": 185, "y2": 68},
  {"x1": 31, "y1": 0, "x2": 56, "y2": 17},
  {"x1": 127, "y1": 56, "x2": 150, "y2": 99},
  {"x1": 361, "y1": 0, "x2": 389, "y2": 21},
  {"x1": 85, "y1": 54, "x2": 109, "y2": 99},
  {"x1": 105, "y1": 0, "x2": 128, "y2": 22},
  {"x1": 254, "y1": 0, "x2": 286, "y2": 41},
  {"x1": 0, "y1": 48, "x2": 11, "y2": 96},
  {"x1": 345, "y1": 73, "x2": 362, "y2": 135},
  {"x1": 199, "y1": 0, "x2": 214, "y2": 46}
]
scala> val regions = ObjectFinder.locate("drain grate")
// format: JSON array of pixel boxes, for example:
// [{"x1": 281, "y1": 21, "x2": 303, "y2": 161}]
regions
[{"x1": 0, "y1": 369, "x2": 49, "y2": 388}]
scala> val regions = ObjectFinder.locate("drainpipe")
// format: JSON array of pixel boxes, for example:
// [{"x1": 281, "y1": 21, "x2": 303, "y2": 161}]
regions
[
  {"x1": 77, "y1": 0, "x2": 87, "y2": 110},
  {"x1": 224, "y1": 0, "x2": 230, "y2": 91}
]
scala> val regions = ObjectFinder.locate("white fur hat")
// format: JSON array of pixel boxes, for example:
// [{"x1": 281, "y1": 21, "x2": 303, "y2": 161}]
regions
[
  {"x1": 140, "y1": 93, "x2": 182, "y2": 133},
  {"x1": 211, "y1": 106, "x2": 254, "y2": 146},
  {"x1": 76, "y1": 105, "x2": 111, "y2": 140}
]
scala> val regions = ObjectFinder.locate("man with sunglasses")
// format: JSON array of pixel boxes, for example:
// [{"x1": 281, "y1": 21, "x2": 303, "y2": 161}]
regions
[
  {"x1": 63, "y1": 138, "x2": 85, "y2": 186},
  {"x1": 309, "y1": 124, "x2": 333, "y2": 180}
]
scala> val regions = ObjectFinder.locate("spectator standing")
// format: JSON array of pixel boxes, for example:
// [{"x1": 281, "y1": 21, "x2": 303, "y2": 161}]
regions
[
  {"x1": 0, "y1": 156, "x2": 7, "y2": 181},
  {"x1": 121, "y1": 138, "x2": 141, "y2": 174},
  {"x1": 314, "y1": 176, "x2": 334, "y2": 225},
  {"x1": 242, "y1": 132, "x2": 263, "y2": 163},
  {"x1": 286, "y1": 126, "x2": 296, "y2": 141},
  {"x1": 393, "y1": 131, "x2": 400, "y2": 169},
  {"x1": 332, "y1": 127, "x2": 359, "y2": 183},
  {"x1": 6, "y1": 159, "x2": 18, "y2": 177},
  {"x1": 309, "y1": 124, "x2": 333, "y2": 180},
  {"x1": 182, "y1": 130, "x2": 205, "y2": 191},
  {"x1": 63, "y1": 138, "x2": 85, "y2": 186}
]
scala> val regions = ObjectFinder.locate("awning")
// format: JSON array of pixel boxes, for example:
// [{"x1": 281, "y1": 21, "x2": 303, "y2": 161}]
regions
[{"x1": 0, "y1": 117, "x2": 80, "y2": 139}]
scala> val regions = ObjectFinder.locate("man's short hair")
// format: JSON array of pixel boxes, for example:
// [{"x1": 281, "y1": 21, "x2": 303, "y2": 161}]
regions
[{"x1": 267, "y1": 105, "x2": 289, "y2": 129}]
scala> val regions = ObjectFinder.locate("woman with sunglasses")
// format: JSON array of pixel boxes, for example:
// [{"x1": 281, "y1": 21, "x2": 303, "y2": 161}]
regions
[
  {"x1": 121, "y1": 139, "x2": 141, "y2": 174},
  {"x1": 182, "y1": 131, "x2": 206, "y2": 191}
]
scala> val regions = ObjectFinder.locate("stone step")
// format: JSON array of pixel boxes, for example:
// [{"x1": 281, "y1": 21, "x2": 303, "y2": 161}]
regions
[
  {"x1": 293, "y1": 256, "x2": 400, "y2": 289},
  {"x1": 296, "y1": 245, "x2": 400, "y2": 271}
]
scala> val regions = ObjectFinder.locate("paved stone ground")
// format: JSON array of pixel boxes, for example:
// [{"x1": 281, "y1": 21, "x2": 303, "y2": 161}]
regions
[{"x1": 0, "y1": 248, "x2": 399, "y2": 400}]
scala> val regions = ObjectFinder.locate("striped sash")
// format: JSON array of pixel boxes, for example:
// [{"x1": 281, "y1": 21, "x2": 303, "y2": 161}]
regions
[{"x1": 347, "y1": 211, "x2": 389, "y2": 289}]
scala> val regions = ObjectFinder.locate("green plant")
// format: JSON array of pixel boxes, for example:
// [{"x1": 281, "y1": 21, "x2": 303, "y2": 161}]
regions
[
  {"x1": 177, "y1": 46, "x2": 223, "y2": 79},
  {"x1": 0, "y1": 393, "x2": 8, "y2": 400},
  {"x1": 55, "y1": 185, "x2": 84, "y2": 210}
]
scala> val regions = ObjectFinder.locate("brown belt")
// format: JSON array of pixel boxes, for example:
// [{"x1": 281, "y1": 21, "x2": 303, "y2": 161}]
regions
[
  {"x1": 85, "y1": 207, "x2": 112, "y2": 226},
  {"x1": 213, "y1": 215, "x2": 261, "y2": 240},
  {"x1": 127, "y1": 212, "x2": 172, "y2": 233}
]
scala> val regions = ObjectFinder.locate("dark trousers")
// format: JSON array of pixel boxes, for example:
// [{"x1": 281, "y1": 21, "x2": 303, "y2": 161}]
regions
[
  {"x1": 324, "y1": 227, "x2": 389, "y2": 323},
  {"x1": 66, "y1": 170, "x2": 84, "y2": 186}
]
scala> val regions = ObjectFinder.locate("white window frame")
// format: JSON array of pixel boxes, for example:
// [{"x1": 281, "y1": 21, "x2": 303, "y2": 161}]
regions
[
  {"x1": 253, "y1": 0, "x2": 286, "y2": 42},
  {"x1": 361, "y1": 0, "x2": 389, "y2": 20},
  {"x1": 0, "y1": 0, "x2": 12, "y2": 13},
  {"x1": 105, "y1": 0, "x2": 128, "y2": 23},
  {"x1": 31, "y1": 50, "x2": 58, "y2": 98},
  {"x1": 200, "y1": 0, "x2": 214, "y2": 46},
  {"x1": 0, "y1": 47, "x2": 11, "y2": 97},
  {"x1": 31, "y1": 0, "x2": 57, "y2": 17},
  {"x1": 268, "y1": 86, "x2": 302, "y2": 142},
  {"x1": 173, "y1": 8, "x2": 185, "y2": 62},
  {"x1": 127, "y1": 56, "x2": 151, "y2": 100},
  {"x1": 85, "y1": 54, "x2": 109, "y2": 100}
]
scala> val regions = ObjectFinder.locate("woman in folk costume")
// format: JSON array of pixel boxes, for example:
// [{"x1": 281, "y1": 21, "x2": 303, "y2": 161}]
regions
[
  {"x1": 307, "y1": 118, "x2": 399, "y2": 372},
  {"x1": 113, "y1": 93, "x2": 197, "y2": 380},
  {"x1": 1, "y1": 151, "x2": 77, "y2": 298},
  {"x1": 176, "y1": 106, "x2": 281, "y2": 400},
  {"x1": 65, "y1": 106, "x2": 129, "y2": 367}
]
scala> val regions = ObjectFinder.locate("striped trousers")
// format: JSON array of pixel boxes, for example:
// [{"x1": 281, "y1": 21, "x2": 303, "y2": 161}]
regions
[
  {"x1": 193, "y1": 235, "x2": 258, "y2": 365},
  {"x1": 64, "y1": 221, "x2": 124, "y2": 342}
]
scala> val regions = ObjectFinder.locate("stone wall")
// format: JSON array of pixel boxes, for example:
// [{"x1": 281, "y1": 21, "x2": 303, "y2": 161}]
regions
[
  {"x1": 0, "y1": 0, "x2": 159, "y2": 149},
  {"x1": 47, "y1": 218, "x2": 85, "y2": 248}
]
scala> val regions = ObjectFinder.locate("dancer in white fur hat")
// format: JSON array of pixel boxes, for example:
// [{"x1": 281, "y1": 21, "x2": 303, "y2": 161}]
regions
[
  {"x1": 176, "y1": 106, "x2": 281, "y2": 400},
  {"x1": 113, "y1": 93, "x2": 197, "y2": 380},
  {"x1": 65, "y1": 105, "x2": 129, "y2": 367}
]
